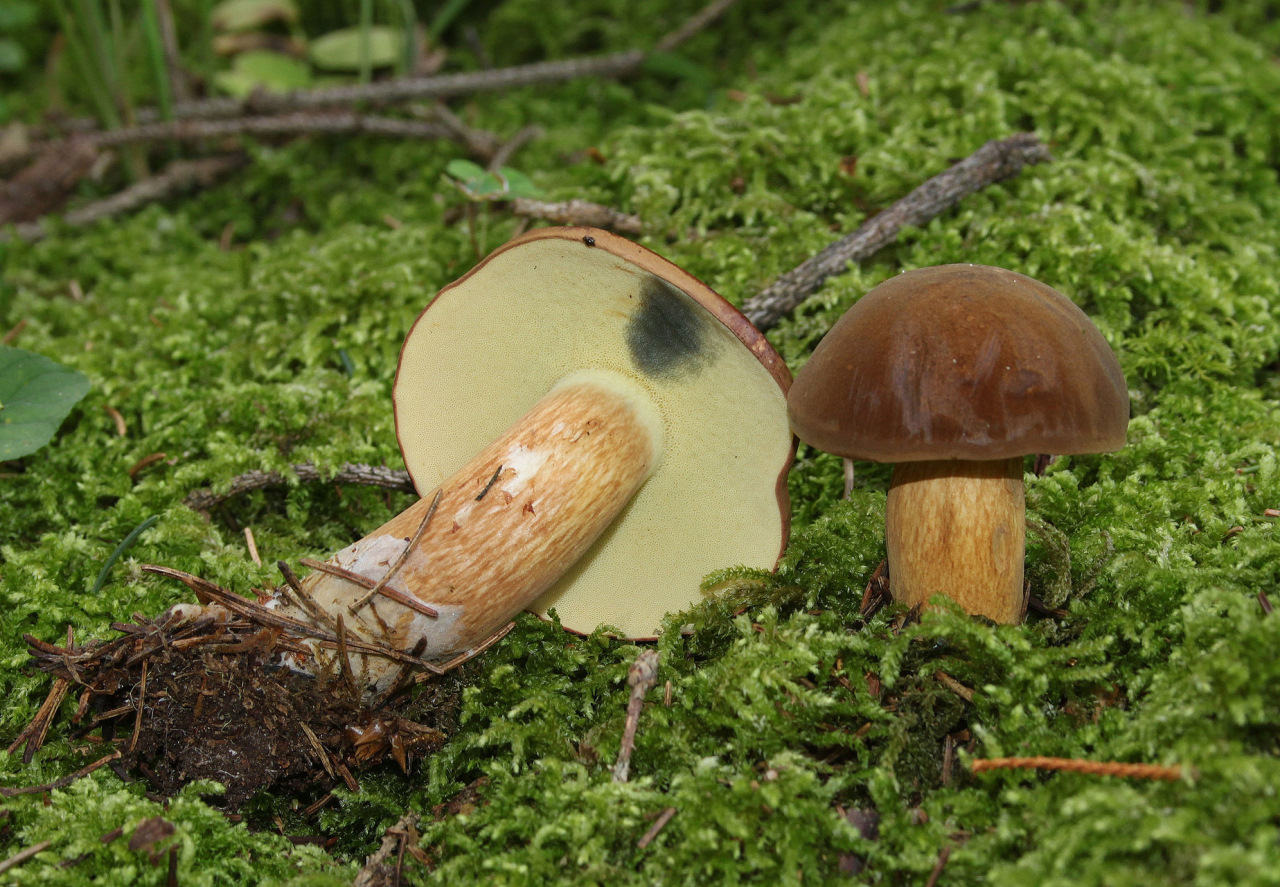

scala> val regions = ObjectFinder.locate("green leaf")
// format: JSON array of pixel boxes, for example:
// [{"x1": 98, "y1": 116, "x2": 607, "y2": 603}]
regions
[
  {"x1": 0, "y1": 346, "x2": 91, "y2": 461},
  {"x1": 642, "y1": 51, "x2": 713, "y2": 91},
  {"x1": 309, "y1": 25, "x2": 404, "y2": 71},
  {"x1": 0, "y1": 1, "x2": 38, "y2": 31},
  {"x1": 444, "y1": 159, "x2": 544, "y2": 200},
  {"x1": 210, "y1": 0, "x2": 299, "y2": 33},
  {"x1": 213, "y1": 49, "x2": 311, "y2": 97},
  {"x1": 0, "y1": 37, "x2": 25, "y2": 73}
]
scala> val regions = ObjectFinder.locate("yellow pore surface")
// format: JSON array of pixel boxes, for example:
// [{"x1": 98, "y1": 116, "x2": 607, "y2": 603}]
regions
[{"x1": 394, "y1": 236, "x2": 792, "y2": 638}]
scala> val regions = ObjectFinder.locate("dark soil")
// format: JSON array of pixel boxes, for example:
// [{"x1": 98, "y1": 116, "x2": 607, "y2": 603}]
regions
[{"x1": 20, "y1": 606, "x2": 465, "y2": 809}]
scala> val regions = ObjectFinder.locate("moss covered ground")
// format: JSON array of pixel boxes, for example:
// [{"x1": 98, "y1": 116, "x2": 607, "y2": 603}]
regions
[{"x1": 4, "y1": 0, "x2": 1280, "y2": 883}]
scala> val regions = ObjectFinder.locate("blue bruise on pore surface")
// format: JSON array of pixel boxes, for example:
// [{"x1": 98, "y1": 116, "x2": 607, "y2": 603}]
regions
[{"x1": 626, "y1": 275, "x2": 712, "y2": 380}]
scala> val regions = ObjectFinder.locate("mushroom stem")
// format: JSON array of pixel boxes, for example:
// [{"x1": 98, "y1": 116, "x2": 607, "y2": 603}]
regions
[
  {"x1": 276, "y1": 370, "x2": 664, "y2": 694},
  {"x1": 884, "y1": 457, "x2": 1024, "y2": 623}
]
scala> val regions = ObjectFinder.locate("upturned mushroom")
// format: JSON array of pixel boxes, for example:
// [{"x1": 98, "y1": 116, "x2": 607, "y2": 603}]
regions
[
  {"x1": 787, "y1": 264, "x2": 1128, "y2": 623},
  {"x1": 265, "y1": 227, "x2": 794, "y2": 695}
]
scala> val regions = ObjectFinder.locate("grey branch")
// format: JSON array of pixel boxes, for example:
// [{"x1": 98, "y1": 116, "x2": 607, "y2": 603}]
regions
[
  {"x1": 613, "y1": 648, "x2": 660, "y2": 783},
  {"x1": 741, "y1": 133, "x2": 1053, "y2": 331},
  {"x1": 91, "y1": 112, "x2": 499, "y2": 154},
  {"x1": 353, "y1": 812, "x2": 420, "y2": 887},
  {"x1": 510, "y1": 198, "x2": 644, "y2": 234},
  {"x1": 4, "y1": 154, "x2": 247, "y2": 244},
  {"x1": 184, "y1": 462, "x2": 415, "y2": 513}
]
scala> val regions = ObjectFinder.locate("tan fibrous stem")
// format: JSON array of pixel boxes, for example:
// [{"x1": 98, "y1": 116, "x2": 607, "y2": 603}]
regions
[
  {"x1": 275, "y1": 370, "x2": 664, "y2": 695},
  {"x1": 885, "y1": 457, "x2": 1024, "y2": 624}
]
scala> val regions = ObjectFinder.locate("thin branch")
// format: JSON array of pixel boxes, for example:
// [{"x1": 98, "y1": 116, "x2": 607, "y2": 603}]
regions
[
  {"x1": 923, "y1": 844, "x2": 952, "y2": 887},
  {"x1": 0, "y1": 751, "x2": 122, "y2": 798},
  {"x1": 933, "y1": 670, "x2": 975, "y2": 703},
  {"x1": 348, "y1": 489, "x2": 442, "y2": 614},
  {"x1": 0, "y1": 841, "x2": 52, "y2": 876},
  {"x1": 184, "y1": 463, "x2": 414, "y2": 512},
  {"x1": 510, "y1": 198, "x2": 643, "y2": 234},
  {"x1": 637, "y1": 807, "x2": 677, "y2": 849},
  {"x1": 4, "y1": 154, "x2": 246, "y2": 244},
  {"x1": 88, "y1": 112, "x2": 491, "y2": 151},
  {"x1": 354, "y1": 812, "x2": 420, "y2": 887},
  {"x1": 612, "y1": 649, "x2": 660, "y2": 783},
  {"x1": 486, "y1": 125, "x2": 544, "y2": 172},
  {"x1": 655, "y1": 0, "x2": 742, "y2": 52},
  {"x1": 14, "y1": 112, "x2": 501, "y2": 173},
  {"x1": 741, "y1": 133, "x2": 1053, "y2": 331},
  {"x1": 969, "y1": 756, "x2": 1185, "y2": 781},
  {"x1": 141, "y1": 564, "x2": 445, "y2": 674},
  {"x1": 48, "y1": 0, "x2": 738, "y2": 135},
  {"x1": 7, "y1": 678, "x2": 69, "y2": 763},
  {"x1": 48, "y1": 52, "x2": 644, "y2": 133},
  {"x1": 299, "y1": 558, "x2": 439, "y2": 620}
]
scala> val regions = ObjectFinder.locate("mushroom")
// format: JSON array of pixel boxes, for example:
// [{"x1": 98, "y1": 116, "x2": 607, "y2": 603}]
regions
[
  {"x1": 787, "y1": 264, "x2": 1127, "y2": 623},
  {"x1": 274, "y1": 227, "x2": 794, "y2": 695}
]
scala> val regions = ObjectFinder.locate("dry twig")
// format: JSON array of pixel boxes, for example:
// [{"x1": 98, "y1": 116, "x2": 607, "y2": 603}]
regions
[
  {"x1": 613, "y1": 649, "x2": 660, "y2": 783},
  {"x1": 184, "y1": 462, "x2": 414, "y2": 512},
  {"x1": 4, "y1": 154, "x2": 247, "y2": 244},
  {"x1": 353, "y1": 812, "x2": 421, "y2": 887},
  {"x1": 933, "y1": 670, "x2": 975, "y2": 703},
  {"x1": 348, "y1": 489, "x2": 442, "y2": 614},
  {"x1": 0, "y1": 841, "x2": 52, "y2": 876},
  {"x1": 638, "y1": 807, "x2": 677, "y2": 849},
  {"x1": 741, "y1": 133, "x2": 1053, "y2": 331},
  {"x1": 0, "y1": 751, "x2": 122, "y2": 798},
  {"x1": 510, "y1": 198, "x2": 643, "y2": 234},
  {"x1": 82, "y1": 112, "x2": 497, "y2": 155},
  {"x1": 923, "y1": 844, "x2": 952, "y2": 887}
]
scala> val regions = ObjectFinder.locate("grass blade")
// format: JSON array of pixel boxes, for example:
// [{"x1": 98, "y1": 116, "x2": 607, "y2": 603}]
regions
[{"x1": 91, "y1": 515, "x2": 161, "y2": 595}]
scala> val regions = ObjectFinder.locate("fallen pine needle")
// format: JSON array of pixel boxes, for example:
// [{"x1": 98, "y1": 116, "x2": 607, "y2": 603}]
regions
[
  {"x1": 638, "y1": 807, "x2": 677, "y2": 849},
  {"x1": 969, "y1": 756, "x2": 1184, "y2": 781},
  {"x1": 244, "y1": 527, "x2": 261, "y2": 565},
  {"x1": 0, "y1": 841, "x2": 52, "y2": 875},
  {"x1": 923, "y1": 844, "x2": 952, "y2": 887},
  {"x1": 933, "y1": 670, "x2": 975, "y2": 703}
]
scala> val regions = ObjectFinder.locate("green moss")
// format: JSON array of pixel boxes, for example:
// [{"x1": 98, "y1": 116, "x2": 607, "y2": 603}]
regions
[{"x1": 4, "y1": 0, "x2": 1280, "y2": 883}]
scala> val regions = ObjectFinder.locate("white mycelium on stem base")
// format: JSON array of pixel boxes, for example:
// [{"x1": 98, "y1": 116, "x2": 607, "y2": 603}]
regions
[
  {"x1": 259, "y1": 227, "x2": 794, "y2": 698},
  {"x1": 278, "y1": 372, "x2": 662, "y2": 694}
]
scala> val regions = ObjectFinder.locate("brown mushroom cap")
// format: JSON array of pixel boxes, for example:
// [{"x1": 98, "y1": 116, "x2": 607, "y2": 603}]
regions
[
  {"x1": 788, "y1": 264, "x2": 1128, "y2": 462},
  {"x1": 393, "y1": 227, "x2": 794, "y2": 639}
]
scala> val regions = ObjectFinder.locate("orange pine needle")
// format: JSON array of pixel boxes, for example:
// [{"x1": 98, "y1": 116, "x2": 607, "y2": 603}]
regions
[{"x1": 969, "y1": 756, "x2": 1184, "y2": 781}]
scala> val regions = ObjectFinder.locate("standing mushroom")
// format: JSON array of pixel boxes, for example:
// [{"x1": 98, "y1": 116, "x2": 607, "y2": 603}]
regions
[
  {"x1": 273, "y1": 227, "x2": 795, "y2": 695},
  {"x1": 787, "y1": 264, "x2": 1127, "y2": 623}
]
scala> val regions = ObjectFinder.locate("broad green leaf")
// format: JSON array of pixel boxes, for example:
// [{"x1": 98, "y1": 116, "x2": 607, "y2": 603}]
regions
[
  {"x1": 210, "y1": 0, "x2": 299, "y2": 33},
  {"x1": 445, "y1": 159, "x2": 544, "y2": 200},
  {"x1": 309, "y1": 25, "x2": 404, "y2": 71},
  {"x1": 0, "y1": 346, "x2": 91, "y2": 461},
  {"x1": 214, "y1": 49, "x2": 311, "y2": 97}
]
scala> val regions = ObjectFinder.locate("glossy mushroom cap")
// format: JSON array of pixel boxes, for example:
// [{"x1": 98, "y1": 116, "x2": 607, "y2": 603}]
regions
[
  {"x1": 788, "y1": 264, "x2": 1128, "y2": 462},
  {"x1": 394, "y1": 227, "x2": 794, "y2": 639}
]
